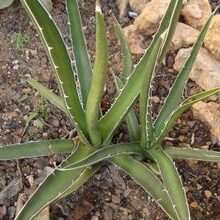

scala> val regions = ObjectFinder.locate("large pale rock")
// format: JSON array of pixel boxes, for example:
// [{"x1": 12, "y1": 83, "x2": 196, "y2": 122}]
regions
[
  {"x1": 174, "y1": 47, "x2": 220, "y2": 90},
  {"x1": 123, "y1": 25, "x2": 145, "y2": 54},
  {"x1": 171, "y1": 22, "x2": 199, "y2": 51},
  {"x1": 134, "y1": 0, "x2": 170, "y2": 36},
  {"x1": 204, "y1": 15, "x2": 220, "y2": 61},
  {"x1": 181, "y1": 0, "x2": 211, "y2": 30},
  {"x1": 116, "y1": 0, "x2": 129, "y2": 18},
  {"x1": 192, "y1": 101, "x2": 220, "y2": 142},
  {"x1": 129, "y1": 0, "x2": 150, "y2": 14}
]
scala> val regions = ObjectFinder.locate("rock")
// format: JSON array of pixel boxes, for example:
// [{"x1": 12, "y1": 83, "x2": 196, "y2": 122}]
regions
[
  {"x1": 171, "y1": 22, "x2": 199, "y2": 51},
  {"x1": 134, "y1": 0, "x2": 170, "y2": 36},
  {"x1": 174, "y1": 47, "x2": 220, "y2": 90},
  {"x1": 0, "y1": 205, "x2": 7, "y2": 218},
  {"x1": 8, "y1": 206, "x2": 16, "y2": 219},
  {"x1": 129, "y1": 0, "x2": 149, "y2": 14},
  {"x1": 123, "y1": 25, "x2": 145, "y2": 54},
  {"x1": 91, "y1": 216, "x2": 99, "y2": 220},
  {"x1": 0, "y1": 180, "x2": 22, "y2": 202},
  {"x1": 181, "y1": 0, "x2": 211, "y2": 30},
  {"x1": 192, "y1": 101, "x2": 220, "y2": 142},
  {"x1": 111, "y1": 194, "x2": 121, "y2": 204},
  {"x1": 204, "y1": 15, "x2": 220, "y2": 61},
  {"x1": 204, "y1": 190, "x2": 212, "y2": 199},
  {"x1": 116, "y1": 0, "x2": 129, "y2": 18},
  {"x1": 103, "y1": 206, "x2": 113, "y2": 220}
]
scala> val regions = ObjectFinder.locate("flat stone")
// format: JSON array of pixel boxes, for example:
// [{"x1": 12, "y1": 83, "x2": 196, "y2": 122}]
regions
[
  {"x1": 181, "y1": 0, "x2": 211, "y2": 30},
  {"x1": 192, "y1": 101, "x2": 220, "y2": 143},
  {"x1": 204, "y1": 15, "x2": 220, "y2": 61},
  {"x1": 171, "y1": 22, "x2": 199, "y2": 51},
  {"x1": 174, "y1": 47, "x2": 220, "y2": 90}
]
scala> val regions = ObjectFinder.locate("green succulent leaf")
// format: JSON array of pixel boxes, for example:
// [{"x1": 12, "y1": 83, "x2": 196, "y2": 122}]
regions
[
  {"x1": 28, "y1": 79, "x2": 67, "y2": 114},
  {"x1": 154, "y1": 11, "x2": 215, "y2": 137},
  {"x1": 100, "y1": 0, "x2": 181, "y2": 145},
  {"x1": 66, "y1": 0, "x2": 92, "y2": 108},
  {"x1": 21, "y1": 0, "x2": 90, "y2": 144},
  {"x1": 0, "y1": 139, "x2": 74, "y2": 160},
  {"x1": 15, "y1": 145, "x2": 95, "y2": 220},
  {"x1": 158, "y1": 0, "x2": 183, "y2": 63},
  {"x1": 59, "y1": 164, "x2": 101, "y2": 199},
  {"x1": 86, "y1": 3, "x2": 108, "y2": 146},
  {"x1": 155, "y1": 88, "x2": 220, "y2": 144},
  {"x1": 148, "y1": 149, "x2": 190, "y2": 220},
  {"x1": 58, "y1": 143, "x2": 143, "y2": 170},
  {"x1": 165, "y1": 146, "x2": 220, "y2": 162},
  {"x1": 114, "y1": 15, "x2": 133, "y2": 80},
  {"x1": 139, "y1": 37, "x2": 162, "y2": 148},
  {"x1": 110, "y1": 155, "x2": 178, "y2": 219},
  {"x1": 113, "y1": 74, "x2": 140, "y2": 141}
]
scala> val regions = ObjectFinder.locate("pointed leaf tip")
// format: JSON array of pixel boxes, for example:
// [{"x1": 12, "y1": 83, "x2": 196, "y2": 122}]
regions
[{"x1": 96, "y1": 0, "x2": 102, "y2": 13}]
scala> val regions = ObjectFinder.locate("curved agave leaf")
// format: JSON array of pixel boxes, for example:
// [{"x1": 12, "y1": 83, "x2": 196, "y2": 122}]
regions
[
  {"x1": 0, "y1": 139, "x2": 74, "y2": 160},
  {"x1": 139, "y1": 37, "x2": 162, "y2": 147},
  {"x1": 158, "y1": 0, "x2": 183, "y2": 64},
  {"x1": 99, "y1": 0, "x2": 180, "y2": 145},
  {"x1": 28, "y1": 79, "x2": 67, "y2": 114},
  {"x1": 154, "y1": 11, "x2": 215, "y2": 137},
  {"x1": 110, "y1": 155, "x2": 178, "y2": 219},
  {"x1": 15, "y1": 145, "x2": 95, "y2": 220},
  {"x1": 148, "y1": 149, "x2": 190, "y2": 220},
  {"x1": 59, "y1": 164, "x2": 101, "y2": 199},
  {"x1": 114, "y1": 75, "x2": 140, "y2": 141},
  {"x1": 86, "y1": 3, "x2": 108, "y2": 146},
  {"x1": 113, "y1": 15, "x2": 133, "y2": 80},
  {"x1": 21, "y1": 0, "x2": 90, "y2": 144},
  {"x1": 66, "y1": 0, "x2": 92, "y2": 108},
  {"x1": 165, "y1": 146, "x2": 220, "y2": 162},
  {"x1": 154, "y1": 88, "x2": 220, "y2": 145},
  {"x1": 58, "y1": 143, "x2": 143, "y2": 170}
]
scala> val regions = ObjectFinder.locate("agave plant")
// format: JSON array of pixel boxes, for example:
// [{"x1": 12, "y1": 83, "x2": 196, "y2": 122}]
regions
[{"x1": 1, "y1": 0, "x2": 220, "y2": 219}]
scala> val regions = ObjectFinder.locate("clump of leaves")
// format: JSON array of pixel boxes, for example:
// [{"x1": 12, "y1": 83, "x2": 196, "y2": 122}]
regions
[
  {"x1": 11, "y1": 32, "x2": 30, "y2": 51},
  {"x1": 1, "y1": 0, "x2": 220, "y2": 219}
]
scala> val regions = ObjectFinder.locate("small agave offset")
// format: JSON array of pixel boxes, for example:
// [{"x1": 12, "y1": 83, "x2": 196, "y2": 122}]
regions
[{"x1": 1, "y1": 0, "x2": 220, "y2": 219}]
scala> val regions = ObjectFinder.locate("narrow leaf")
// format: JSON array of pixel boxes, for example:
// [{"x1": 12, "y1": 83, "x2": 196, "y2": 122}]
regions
[
  {"x1": 139, "y1": 37, "x2": 162, "y2": 147},
  {"x1": 28, "y1": 79, "x2": 67, "y2": 114},
  {"x1": 59, "y1": 143, "x2": 143, "y2": 170},
  {"x1": 114, "y1": 75, "x2": 140, "y2": 141},
  {"x1": 15, "y1": 145, "x2": 95, "y2": 220},
  {"x1": 66, "y1": 0, "x2": 92, "y2": 108},
  {"x1": 114, "y1": 15, "x2": 133, "y2": 80},
  {"x1": 154, "y1": 11, "x2": 215, "y2": 137},
  {"x1": 0, "y1": 139, "x2": 74, "y2": 160},
  {"x1": 86, "y1": 2, "x2": 108, "y2": 146},
  {"x1": 110, "y1": 155, "x2": 178, "y2": 219},
  {"x1": 154, "y1": 88, "x2": 220, "y2": 145},
  {"x1": 100, "y1": 0, "x2": 180, "y2": 145},
  {"x1": 158, "y1": 0, "x2": 183, "y2": 63},
  {"x1": 21, "y1": 0, "x2": 90, "y2": 144},
  {"x1": 59, "y1": 164, "x2": 101, "y2": 199},
  {"x1": 148, "y1": 149, "x2": 190, "y2": 220},
  {"x1": 165, "y1": 146, "x2": 220, "y2": 162}
]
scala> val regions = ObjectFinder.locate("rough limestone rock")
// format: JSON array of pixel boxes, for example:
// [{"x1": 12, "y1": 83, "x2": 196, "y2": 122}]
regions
[
  {"x1": 171, "y1": 22, "x2": 199, "y2": 51},
  {"x1": 123, "y1": 25, "x2": 145, "y2": 54},
  {"x1": 134, "y1": 0, "x2": 170, "y2": 36},
  {"x1": 192, "y1": 101, "x2": 220, "y2": 142},
  {"x1": 204, "y1": 15, "x2": 220, "y2": 61},
  {"x1": 181, "y1": 0, "x2": 211, "y2": 30},
  {"x1": 174, "y1": 47, "x2": 220, "y2": 90},
  {"x1": 129, "y1": 0, "x2": 150, "y2": 14},
  {"x1": 116, "y1": 0, "x2": 129, "y2": 18},
  {"x1": 39, "y1": 0, "x2": 53, "y2": 12}
]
